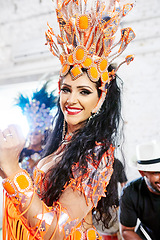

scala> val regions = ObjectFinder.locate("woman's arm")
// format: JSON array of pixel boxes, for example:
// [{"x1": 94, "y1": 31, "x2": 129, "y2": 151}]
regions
[
  {"x1": 3, "y1": 170, "x2": 92, "y2": 240},
  {"x1": 0, "y1": 125, "x2": 93, "y2": 239},
  {"x1": 0, "y1": 125, "x2": 114, "y2": 239},
  {"x1": 0, "y1": 168, "x2": 6, "y2": 178}
]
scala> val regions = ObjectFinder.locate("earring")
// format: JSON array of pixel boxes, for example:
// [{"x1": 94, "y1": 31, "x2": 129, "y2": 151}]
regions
[
  {"x1": 62, "y1": 119, "x2": 66, "y2": 141},
  {"x1": 88, "y1": 108, "x2": 101, "y2": 123}
]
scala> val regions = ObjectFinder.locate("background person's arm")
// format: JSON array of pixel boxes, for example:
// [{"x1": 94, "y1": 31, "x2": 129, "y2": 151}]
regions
[
  {"x1": 121, "y1": 224, "x2": 142, "y2": 240},
  {"x1": 120, "y1": 182, "x2": 127, "y2": 188}
]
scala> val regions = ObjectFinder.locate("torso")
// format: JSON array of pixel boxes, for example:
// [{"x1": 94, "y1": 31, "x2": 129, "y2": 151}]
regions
[
  {"x1": 120, "y1": 177, "x2": 160, "y2": 239},
  {"x1": 37, "y1": 143, "x2": 65, "y2": 172},
  {"x1": 34, "y1": 145, "x2": 101, "y2": 239}
]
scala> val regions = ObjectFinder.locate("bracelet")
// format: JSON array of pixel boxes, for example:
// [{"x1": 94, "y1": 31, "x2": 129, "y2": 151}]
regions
[
  {"x1": 73, "y1": 227, "x2": 102, "y2": 240},
  {"x1": 2, "y1": 169, "x2": 34, "y2": 206}
]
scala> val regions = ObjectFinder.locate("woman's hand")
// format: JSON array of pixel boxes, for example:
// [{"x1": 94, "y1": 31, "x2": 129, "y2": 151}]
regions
[
  {"x1": 0, "y1": 168, "x2": 7, "y2": 179},
  {"x1": 0, "y1": 124, "x2": 25, "y2": 177}
]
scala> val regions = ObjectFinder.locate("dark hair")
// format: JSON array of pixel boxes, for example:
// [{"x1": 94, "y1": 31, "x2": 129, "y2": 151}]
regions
[
  {"x1": 42, "y1": 65, "x2": 123, "y2": 228},
  {"x1": 93, "y1": 160, "x2": 121, "y2": 229}
]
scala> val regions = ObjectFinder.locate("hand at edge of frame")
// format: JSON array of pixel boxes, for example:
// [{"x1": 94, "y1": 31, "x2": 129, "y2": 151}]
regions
[{"x1": 0, "y1": 124, "x2": 25, "y2": 177}]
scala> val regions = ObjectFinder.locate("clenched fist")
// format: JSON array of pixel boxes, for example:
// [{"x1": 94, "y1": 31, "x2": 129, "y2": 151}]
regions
[{"x1": 0, "y1": 124, "x2": 25, "y2": 177}]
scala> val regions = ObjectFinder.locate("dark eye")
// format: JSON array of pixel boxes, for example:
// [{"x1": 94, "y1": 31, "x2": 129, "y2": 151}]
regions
[
  {"x1": 34, "y1": 132, "x2": 40, "y2": 136},
  {"x1": 80, "y1": 89, "x2": 92, "y2": 95},
  {"x1": 61, "y1": 87, "x2": 70, "y2": 93},
  {"x1": 152, "y1": 172, "x2": 160, "y2": 175}
]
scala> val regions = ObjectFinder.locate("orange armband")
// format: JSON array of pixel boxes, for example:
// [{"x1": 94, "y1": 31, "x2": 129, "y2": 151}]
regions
[{"x1": 2, "y1": 169, "x2": 34, "y2": 207}]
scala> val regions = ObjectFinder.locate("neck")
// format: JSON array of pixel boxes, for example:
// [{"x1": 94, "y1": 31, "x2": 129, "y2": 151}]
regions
[
  {"x1": 67, "y1": 121, "x2": 86, "y2": 135},
  {"x1": 28, "y1": 144, "x2": 42, "y2": 152}
]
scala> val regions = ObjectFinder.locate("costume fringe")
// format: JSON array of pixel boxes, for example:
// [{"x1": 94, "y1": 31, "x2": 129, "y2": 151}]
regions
[{"x1": 3, "y1": 193, "x2": 37, "y2": 240}]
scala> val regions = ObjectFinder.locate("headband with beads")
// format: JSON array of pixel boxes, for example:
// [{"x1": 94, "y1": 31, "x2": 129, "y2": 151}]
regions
[
  {"x1": 16, "y1": 82, "x2": 57, "y2": 134},
  {"x1": 46, "y1": 0, "x2": 135, "y2": 112}
]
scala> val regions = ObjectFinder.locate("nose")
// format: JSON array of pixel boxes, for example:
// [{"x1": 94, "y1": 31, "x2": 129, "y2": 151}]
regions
[{"x1": 67, "y1": 92, "x2": 78, "y2": 105}]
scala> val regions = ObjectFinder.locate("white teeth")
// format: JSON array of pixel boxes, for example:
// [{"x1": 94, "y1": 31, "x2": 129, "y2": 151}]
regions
[{"x1": 67, "y1": 108, "x2": 81, "y2": 113}]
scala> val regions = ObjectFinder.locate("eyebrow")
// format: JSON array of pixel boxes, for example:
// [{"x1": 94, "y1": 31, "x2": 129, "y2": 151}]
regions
[
  {"x1": 62, "y1": 83, "x2": 94, "y2": 91},
  {"x1": 61, "y1": 83, "x2": 71, "y2": 87},
  {"x1": 77, "y1": 86, "x2": 93, "y2": 91}
]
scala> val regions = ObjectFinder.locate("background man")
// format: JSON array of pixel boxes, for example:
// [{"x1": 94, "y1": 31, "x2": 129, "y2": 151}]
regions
[{"x1": 119, "y1": 141, "x2": 160, "y2": 240}]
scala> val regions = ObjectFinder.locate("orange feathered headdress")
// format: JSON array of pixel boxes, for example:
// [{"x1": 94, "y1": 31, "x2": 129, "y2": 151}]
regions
[{"x1": 46, "y1": 0, "x2": 135, "y2": 112}]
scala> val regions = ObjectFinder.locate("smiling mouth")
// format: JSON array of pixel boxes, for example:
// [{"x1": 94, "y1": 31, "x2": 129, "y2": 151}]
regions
[
  {"x1": 65, "y1": 106, "x2": 82, "y2": 115},
  {"x1": 156, "y1": 183, "x2": 160, "y2": 188}
]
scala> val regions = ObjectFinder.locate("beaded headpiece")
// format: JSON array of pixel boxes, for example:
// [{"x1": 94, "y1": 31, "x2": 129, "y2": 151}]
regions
[
  {"x1": 16, "y1": 82, "x2": 57, "y2": 134},
  {"x1": 46, "y1": 0, "x2": 135, "y2": 112}
]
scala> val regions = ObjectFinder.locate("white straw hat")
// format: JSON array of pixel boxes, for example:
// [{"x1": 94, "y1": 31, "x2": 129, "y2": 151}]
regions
[{"x1": 135, "y1": 140, "x2": 160, "y2": 171}]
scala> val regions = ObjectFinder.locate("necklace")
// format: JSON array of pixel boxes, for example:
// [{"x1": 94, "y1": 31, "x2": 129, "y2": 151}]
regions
[{"x1": 61, "y1": 132, "x2": 73, "y2": 145}]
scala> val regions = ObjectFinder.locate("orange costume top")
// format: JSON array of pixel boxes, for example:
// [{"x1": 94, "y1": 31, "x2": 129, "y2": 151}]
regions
[{"x1": 2, "y1": 143, "x2": 114, "y2": 240}]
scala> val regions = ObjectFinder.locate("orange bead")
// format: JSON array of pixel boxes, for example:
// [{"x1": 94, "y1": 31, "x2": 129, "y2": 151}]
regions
[
  {"x1": 16, "y1": 174, "x2": 30, "y2": 190},
  {"x1": 82, "y1": 57, "x2": 93, "y2": 69},
  {"x1": 67, "y1": 54, "x2": 74, "y2": 65},
  {"x1": 60, "y1": 64, "x2": 70, "y2": 76},
  {"x1": 98, "y1": 58, "x2": 108, "y2": 72},
  {"x1": 70, "y1": 65, "x2": 83, "y2": 80},
  {"x1": 76, "y1": 48, "x2": 85, "y2": 61},
  {"x1": 73, "y1": 230, "x2": 82, "y2": 240},
  {"x1": 101, "y1": 71, "x2": 109, "y2": 83},
  {"x1": 3, "y1": 181, "x2": 16, "y2": 196},
  {"x1": 60, "y1": 53, "x2": 66, "y2": 65},
  {"x1": 74, "y1": 46, "x2": 87, "y2": 63},
  {"x1": 87, "y1": 66, "x2": 100, "y2": 82},
  {"x1": 78, "y1": 15, "x2": 90, "y2": 31},
  {"x1": 87, "y1": 229, "x2": 97, "y2": 240}
]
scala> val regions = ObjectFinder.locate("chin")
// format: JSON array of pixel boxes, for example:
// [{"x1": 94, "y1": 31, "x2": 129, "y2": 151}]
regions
[{"x1": 66, "y1": 117, "x2": 80, "y2": 126}]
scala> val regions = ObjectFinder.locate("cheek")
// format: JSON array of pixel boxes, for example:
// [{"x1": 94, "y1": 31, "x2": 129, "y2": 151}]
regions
[
  {"x1": 152, "y1": 175, "x2": 160, "y2": 182},
  {"x1": 34, "y1": 136, "x2": 41, "y2": 142},
  {"x1": 39, "y1": 136, "x2": 43, "y2": 141},
  {"x1": 90, "y1": 94, "x2": 99, "y2": 108},
  {"x1": 84, "y1": 97, "x2": 98, "y2": 113},
  {"x1": 60, "y1": 94, "x2": 65, "y2": 110},
  {"x1": 148, "y1": 176, "x2": 157, "y2": 184}
]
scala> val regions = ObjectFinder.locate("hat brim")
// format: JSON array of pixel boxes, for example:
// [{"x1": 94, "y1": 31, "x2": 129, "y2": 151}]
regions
[
  {"x1": 137, "y1": 162, "x2": 160, "y2": 172},
  {"x1": 129, "y1": 155, "x2": 160, "y2": 172}
]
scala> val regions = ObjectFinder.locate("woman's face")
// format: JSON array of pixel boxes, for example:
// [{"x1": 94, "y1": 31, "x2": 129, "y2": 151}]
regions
[
  {"x1": 29, "y1": 130, "x2": 44, "y2": 147},
  {"x1": 60, "y1": 72, "x2": 99, "y2": 132}
]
